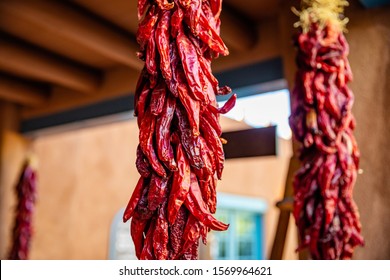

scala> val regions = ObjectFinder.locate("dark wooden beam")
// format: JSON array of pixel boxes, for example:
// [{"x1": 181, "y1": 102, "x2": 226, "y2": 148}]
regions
[
  {"x1": 220, "y1": 5, "x2": 257, "y2": 51},
  {"x1": 0, "y1": 75, "x2": 48, "y2": 107},
  {"x1": 0, "y1": 38, "x2": 100, "y2": 93},
  {"x1": 222, "y1": 126, "x2": 277, "y2": 159},
  {"x1": 0, "y1": 0, "x2": 143, "y2": 70}
]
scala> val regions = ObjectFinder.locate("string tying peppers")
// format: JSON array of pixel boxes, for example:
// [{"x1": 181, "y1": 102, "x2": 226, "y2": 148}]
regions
[
  {"x1": 124, "y1": 0, "x2": 236, "y2": 260},
  {"x1": 8, "y1": 158, "x2": 37, "y2": 260},
  {"x1": 289, "y1": 0, "x2": 364, "y2": 259}
]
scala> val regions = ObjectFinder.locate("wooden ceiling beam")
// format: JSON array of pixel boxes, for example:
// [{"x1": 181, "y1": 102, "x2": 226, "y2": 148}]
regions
[
  {"x1": 0, "y1": 0, "x2": 143, "y2": 70},
  {"x1": 0, "y1": 75, "x2": 48, "y2": 107},
  {"x1": 21, "y1": 66, "x2": 140, "y2": 119},
  {"x1": 220, "y1": 6, "x2": 257, "y2": 51},
  {"x1": 0, "y1": 38, "x2": 100, "y2": 93}
]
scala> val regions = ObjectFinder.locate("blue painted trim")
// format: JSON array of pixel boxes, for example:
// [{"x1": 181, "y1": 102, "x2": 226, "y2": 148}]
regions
[
  {"x1": 21, "y1": 95, "x2": 135, "y2": 133},
  {"x1": 215, "y1": 58, "x2": 284, "y2": 92},
  {"x1": 359, "y1": 0, "x2": 390, "y2": 8},
  {"x1": 217, "y1": 193, "x2": 268, "y2": 213},
  {"x1": 257, "y1": 215, "x2": 265, "y2": 259}
]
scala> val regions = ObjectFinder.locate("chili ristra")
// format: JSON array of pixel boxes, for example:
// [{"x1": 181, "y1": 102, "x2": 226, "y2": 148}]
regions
[
  {"x1": 8, "y1": 158, "x2": 37, "y2": 260},
  {"x1": 289, "y1": 0, "x2": 364, "y2": 259},
  {"x1": 124, "y1": 0, "x2": 235, "y2": 260}
]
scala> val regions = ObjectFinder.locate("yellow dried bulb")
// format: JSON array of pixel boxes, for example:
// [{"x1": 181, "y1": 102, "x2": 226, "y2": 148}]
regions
[{"x1": 292, "y1": 0, "x2": 349, "y2": 33}]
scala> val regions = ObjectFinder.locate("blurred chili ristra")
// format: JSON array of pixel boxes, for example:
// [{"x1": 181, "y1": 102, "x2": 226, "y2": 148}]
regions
[
  {"x1": 8, "y1": 158, "x2": 37, "y2": 260},
  {"x1": 124, "y1": 0, "x2": 236, "y2": 260},
  {"x1": 289, "y1": 0, "x2": 364, "y2": 259}
]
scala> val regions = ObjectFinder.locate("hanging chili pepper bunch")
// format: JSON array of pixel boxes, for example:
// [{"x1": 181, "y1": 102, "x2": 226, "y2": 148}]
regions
[
  {"x1": 289, "y1": 0, "x2": 364, "y2": 259},
  {"x1": 8, "y1": 158, "x2": 37, "y2": 260},
  {"x1": 123, "y1": 0, "x2": 236, "y2": 260}
]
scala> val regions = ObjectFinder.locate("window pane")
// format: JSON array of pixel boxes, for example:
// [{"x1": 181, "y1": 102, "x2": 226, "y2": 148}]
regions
[
  {"x1": 218, "y1": 90, "x2": 291, "y2": 139},
  {"x1": 218, "y1": 241, "x2": 227, "y2": 258},
  {"x1": 238, "y1": 241, "x2": 252, "y2": 257},
  {"x1": 213, "y1": 209, "x2": 261, "y2": 260},
  {"x1": 236, "y1": 212, "x2": 255, "y2": 237}
]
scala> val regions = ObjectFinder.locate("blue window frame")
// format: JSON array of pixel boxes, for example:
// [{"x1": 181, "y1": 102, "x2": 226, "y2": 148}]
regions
[{"x1": 211, "y1": 193, "x2": 267, "y2": 260}]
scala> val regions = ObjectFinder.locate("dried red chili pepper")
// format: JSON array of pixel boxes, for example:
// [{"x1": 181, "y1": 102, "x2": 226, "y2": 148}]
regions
[
  {"x1": 290, "y1": 1, "x2": 364, "y2": 260},
  {"x1": 8, "y1": 158, "x2": 37, "y2": 260},
  {"x1": 124, "y1": 0, "x2": 235, "y2": 260}
]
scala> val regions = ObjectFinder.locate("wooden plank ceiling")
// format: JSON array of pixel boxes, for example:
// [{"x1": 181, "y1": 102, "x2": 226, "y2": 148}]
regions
[{"x1": 0, "y1": 0, "x2": 280, "y2": 120}]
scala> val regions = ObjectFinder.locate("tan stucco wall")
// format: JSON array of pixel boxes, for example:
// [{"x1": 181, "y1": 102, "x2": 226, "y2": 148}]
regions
[
  {"x1": 30, "y1": 121, "x2": 139, "y2": 259},
  {"x1": 345, "y1": 5, "x2": 390, "y2": 259},
  {"x1": 26, "y1": 117, "x2": 294, "y2": 260}
]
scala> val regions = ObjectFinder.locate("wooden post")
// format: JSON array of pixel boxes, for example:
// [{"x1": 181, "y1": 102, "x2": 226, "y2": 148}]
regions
[
  {"x1": 0, "y1": 101, "x2": 28, "y2": 259},
  {"x1": 270, "y1": 0, "x2": 308, "y2": 260}
]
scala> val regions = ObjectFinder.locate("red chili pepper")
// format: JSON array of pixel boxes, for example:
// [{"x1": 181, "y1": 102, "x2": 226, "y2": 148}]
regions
[
  {"x1": 134, "y1": 68, "x2": 148, "y2": 117},
  {"x1": 170, "y1": 5, "x2": 184, "y2": 38},
  {"x1": 200, "y1": 116, "x2": 224, "y2": 179},
  {"x1": 156, "y1": 10, "x2": 172, "y2": 81},
  {"x1": 210, "y1": 0, "x2": 222, "y2": 19},
  {"x1": 136, "y1": 144, "x2": 151, "y2": 178},
  {"x1": 148, "y1": 174, "x2": 169, "y2": 211},
  {"x1": 123, "y1": 177, "x2": 145, "y2": 222},
  {"x1": 197, "y1": 11, "x2": 228, "y2": 56},
  {"x1": 218, "y1": 94, "x2": 237, "y2": 114},
  {"x1": 176, "y1": 75, "x2": 201, "y2": 136},
  {"x1": 155, "y1": 95, "x2": 177, "y2": 170},
  {"x1": 153, "y1": 203, "x2": 169, "y2": 260},
  {"x1": 176, "y1": 26, "x2": 206, "y2": 103},
  {"x1": 140, "y1": 218, "x2": 156, "y2": 260},
  {"x1": 184, "y1": 174, "x2": 228, "y2": 231},
  {"x1": 146, "y1": 25, "x2": 158, "y2": 88},
  {"x1": 135, "y1": 80, "x2": 151, "y2": 127},
  {"x1": 169, "y1": 206, "x2": 188, "y2": 259},
  {"x1": 175, "y1": 105, "x2": 204, "y2": 169},
  {"x1": 137, "y1": 5, "x2": 158, "y2": 47},
  {"x1": 150, "y1": 80, "x2": 167, "y2": 116},
  {"x1": 130, "y1": 212, "x2": 147, "y2": 259},
  {"x1": 168, "y1": 143, "x2": 191, "y2": 224},
  {"x1": 139, "y1": 111, "x2": 167, "y2": 177},
  {"x1": 179, "y1": 214, "x2": 202, "y2": 257}
]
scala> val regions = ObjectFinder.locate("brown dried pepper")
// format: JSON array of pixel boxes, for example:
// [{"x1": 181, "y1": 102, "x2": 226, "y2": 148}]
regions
[{"x1": 290, "y1": 2, "x2": 363, "y2": 260}]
